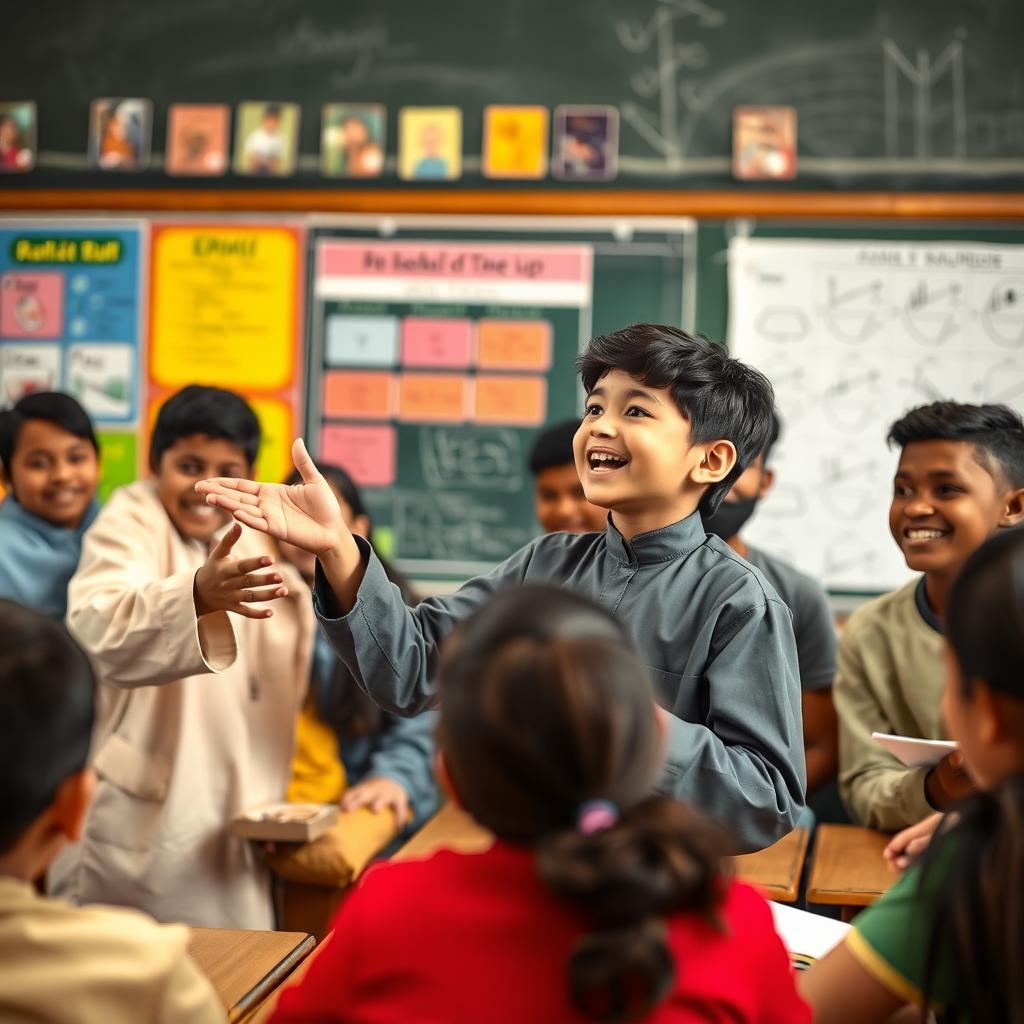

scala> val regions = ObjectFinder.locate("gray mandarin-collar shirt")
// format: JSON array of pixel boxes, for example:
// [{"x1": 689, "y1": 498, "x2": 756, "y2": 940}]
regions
[{"x1": 314, "y1": 511, "x2": 806, "y2": 852}]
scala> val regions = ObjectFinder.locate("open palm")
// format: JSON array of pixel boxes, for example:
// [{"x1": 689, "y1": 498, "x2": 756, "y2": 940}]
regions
[{"x1": 195, "y1": 438, "x2": 345, "y2": 554}]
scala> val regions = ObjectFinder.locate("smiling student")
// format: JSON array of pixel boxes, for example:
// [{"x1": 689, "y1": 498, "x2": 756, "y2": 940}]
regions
[
  {"x1": 200, "y1": 325, "x2": 806, "y2": 852},
  {"x1": 0, "y1": 392, "x2": 100, "y2": 619},
  {"x1": 835, "y1": 402, "x2": 1024, "y2": 831},
  {"x1": 52, "y1": 385, "x2": 313, "y2": 929},
  {"x1": 528, "y1": 418, "x2": 607, "y2": 534}
]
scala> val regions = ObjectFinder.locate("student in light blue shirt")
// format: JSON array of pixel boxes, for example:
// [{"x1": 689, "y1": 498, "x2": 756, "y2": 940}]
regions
[
  {"x1": 198, "y1": 325, "x2": 806, "y2": 852},
  {"x1": 0, "y1": 393, "x2": 99, "y2": 619}
]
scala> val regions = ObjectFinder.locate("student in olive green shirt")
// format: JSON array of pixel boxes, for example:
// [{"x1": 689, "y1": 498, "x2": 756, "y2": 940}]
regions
[
  {"x1": 835, "y1": 402, "x2": 1024, "y2": 831},
  {"x1": 802, "y1": 528, "x2": 1024, "y2": 1023}
]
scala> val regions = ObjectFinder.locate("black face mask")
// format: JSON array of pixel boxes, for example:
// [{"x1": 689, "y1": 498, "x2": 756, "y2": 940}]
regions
[{"x1": 703, "y1": 495, "x2": 759, "y2": 541}]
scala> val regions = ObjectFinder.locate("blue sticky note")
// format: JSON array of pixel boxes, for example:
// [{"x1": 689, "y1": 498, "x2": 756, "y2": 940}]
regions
[{"x1": 326, "y1": 315, "x2": 399, "y2": 367}]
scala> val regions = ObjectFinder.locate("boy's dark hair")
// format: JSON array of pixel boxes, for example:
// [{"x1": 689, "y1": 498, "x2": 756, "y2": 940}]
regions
[
  {"x1": 149, "y1": 384, "x2": 260, "y2": 471},
  {"x1": 528, "y1": 419, "x2": 579, "y2": 476},
  {"x1": 440, "y1": 585, "x2": 728, "y2": 1023},
  {"x1": 0, "y1": 600, "x2": 96, "y2": 854},
  {"x1": 762, "y1": 408, "x2": 782, "y2": 464},
  {"x1": 577, "y1": 325, "x2": 774, "y2": 515},
  {"x1": 887, "y1": 401, "x2": 1024, "y2": 488},
  {"x1": 0, "y1": 391, "x2": 99, "y2": 475}
]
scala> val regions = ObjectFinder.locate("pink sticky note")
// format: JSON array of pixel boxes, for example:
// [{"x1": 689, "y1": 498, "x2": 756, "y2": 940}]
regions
[
  {"x1": 321, "y1": 424, "x2": 396, "y2": 487},
  {"x1": 1, "y1": 272, "x2": 64, "y2": 339},
  {"x1": 401, "y1": 317, "x2": 473, "y2": 368}
]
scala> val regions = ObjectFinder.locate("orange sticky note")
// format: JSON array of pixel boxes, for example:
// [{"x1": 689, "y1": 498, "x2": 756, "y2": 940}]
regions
[
  {"x1": 474, "y1": 375, "x2": 547, "y2": 426},
  {"x1": 476, "y1": 320, "x2": 552, "y2": 371},
  {"x1": 323, "y1": 371, "x2": 393, "y2": 419},
  {"x1": 398, "y1": 374, "x2": 469, "y2": 423}
]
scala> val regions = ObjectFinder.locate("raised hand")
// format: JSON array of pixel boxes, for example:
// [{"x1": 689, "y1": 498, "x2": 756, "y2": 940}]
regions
[
  {"x1": 193, "y1": 523, "x2": 288, "y2": 619},
  {"x1": 196, "y1": 438, "x2": 346, "y2": 555}
]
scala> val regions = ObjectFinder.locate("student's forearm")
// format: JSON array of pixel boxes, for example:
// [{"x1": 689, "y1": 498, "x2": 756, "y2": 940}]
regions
[{"x1": 319, "y1": 529, "x2": 368, "y2": 614}]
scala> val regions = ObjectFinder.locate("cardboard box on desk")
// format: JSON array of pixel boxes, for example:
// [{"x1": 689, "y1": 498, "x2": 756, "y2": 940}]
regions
[{"x1": 232, "y1": 803, "x2": 339, "y2": 843}]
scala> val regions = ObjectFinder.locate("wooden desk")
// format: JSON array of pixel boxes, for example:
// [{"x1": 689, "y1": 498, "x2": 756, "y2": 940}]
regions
[
  {"x1": 396, "y1": 804, "x2": 809, "y2": 903},
  {"x1": 806, "y1": 824, "x2": 898, "y2": 921},
  {"x1": 188, "y1": 927, "x2": 316, "y2": 1023}
]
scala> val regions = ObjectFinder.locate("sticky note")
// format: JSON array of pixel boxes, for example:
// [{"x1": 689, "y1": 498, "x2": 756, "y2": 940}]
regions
[
  {"x1": 398, "y1": 374, "x2": 469, "y2": 423},
  {"x1": 323, "y1": 371, "x2": 394, "y2": 419},
  {"x1": 326, "y1": 314, "x2": 400, "y2": 367},
  {"x1": 401, "y1": 318, "x2": 473, "y2": 368},
  {"x1": 1, "y1": 272, "x2": 64, "y2": 338},
  {"x1": 321, "y1": 424, "x2": 397, "y2": 487},
  {"x1": 476, "y1": 320, "x2": 552, "y2": 371},
  {"x1": 474, "y1": 375, "x2": 547, "y2": 426}
]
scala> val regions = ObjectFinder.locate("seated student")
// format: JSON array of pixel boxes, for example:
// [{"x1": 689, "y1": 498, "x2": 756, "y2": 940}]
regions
[
  {"x1": 52, "y1": 385, "x2": 314, "y2": 930},
  {"x1": 200, "y1": 325, "x2": 806, "y2": 852},
  {"x1": 801, "y1": 527, "x2": 1024, "y2": 1023},
  {"x1": 0, "y1": 392, "x2": 100, "y2": 618},
  {"x1": 270, "y1": 586, "x2": 810, "y2": 1024},
  {"x1": 0, "y1": 600, "x2": 223, "y2": 1024},
  {"x1": 703, "y1": 410, "x2": 838, "y2": 797},
  {"x1": 529, "y1": 418, "x2": 608, "y2": 534},
  {"x1": 276, "y1": 463, "x2": 438, "y2": 864},
  {"x1": 835, "y1": 402, "x2": 1024, "y2": 831}
]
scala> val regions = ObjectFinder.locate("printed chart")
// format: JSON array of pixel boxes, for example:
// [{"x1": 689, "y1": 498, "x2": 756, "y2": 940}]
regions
[
  {"x1": 729, "y1": 237, "x2": 1024, "y2": 592},
  {"x1": 308, "y1": 237, "x2": 593, "y2": 576},
  {"x1": 0, "y1": 220, "x2": 145, "y2": 496}
]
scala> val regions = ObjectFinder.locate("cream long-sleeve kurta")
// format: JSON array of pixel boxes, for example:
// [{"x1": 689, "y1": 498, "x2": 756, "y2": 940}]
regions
[{"x1": 52, "y1": 480, "x2": 313, "y2": 930}]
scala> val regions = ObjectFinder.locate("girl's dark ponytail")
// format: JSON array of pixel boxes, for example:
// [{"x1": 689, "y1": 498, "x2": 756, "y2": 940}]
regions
[{"x1": 537, "y1": 796, "x2": 728, "y2": 1023}]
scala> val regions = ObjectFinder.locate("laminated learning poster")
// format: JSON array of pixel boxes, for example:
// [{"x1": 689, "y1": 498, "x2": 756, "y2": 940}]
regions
[
  {"x1": 307, "y1": 235, "x2": 593, "y2": 577},
  {"x1": 0, "y1": 219, "x2": 145, "y2": 498},
  {"x1": 148, "y1": 222, "x2": 305, "y2": 481}
]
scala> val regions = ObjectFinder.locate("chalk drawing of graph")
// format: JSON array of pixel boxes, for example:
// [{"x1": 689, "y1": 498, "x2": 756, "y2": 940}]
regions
[
  {"x1": 978, "y1": 359, "x2": 1024, "y2": 406},
  {"x1": 901, "y1": 277, "x2": 963, "y2": 347},
  {"x1": 818, "y1": 271, "x2": 886, "y2": 345},
  {"x1": 755, "y1": 307, "x2": 810, "y2": 344},
  {"x1": 822, "y1": 356, "x2": 884, "y2": 432},
  {"x1": 982, "y1": 279, "x2": 1024, "y2": 349},
  {"x1": 761, "y1": 351, "x2": 809, "y2": 420}
]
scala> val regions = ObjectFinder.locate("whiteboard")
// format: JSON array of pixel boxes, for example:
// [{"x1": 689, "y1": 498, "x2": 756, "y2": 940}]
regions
[{"x1": 728, "y1": 237, "x2": 1024, "y2": 592}]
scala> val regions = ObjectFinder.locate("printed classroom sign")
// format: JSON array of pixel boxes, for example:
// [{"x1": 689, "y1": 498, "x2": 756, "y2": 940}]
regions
[
  {"x1": 0, "y1": 220, "x2": 145, "y2": 494},
  {"x1": 148, "y1": 223, "x2": 305, "y2": 481},
  {"x1": 729, "y1": 237, "x2": 1024, "y2": 592},
  {"x1": 308, "y1": 234, "x2": 593, "y2": 576}
]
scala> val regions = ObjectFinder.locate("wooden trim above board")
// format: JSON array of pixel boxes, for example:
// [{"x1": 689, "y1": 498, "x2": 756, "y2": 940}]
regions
[{"x1": 2, "y1": 190, "x2": 1024, "y2": 220}]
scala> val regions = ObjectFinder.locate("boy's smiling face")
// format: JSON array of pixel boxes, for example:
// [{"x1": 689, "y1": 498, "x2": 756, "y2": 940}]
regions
[
  {"x1": 889, "y1": 439, "x2": 1024, "y2": 575},
  {"x1": 573, "y1": 369, "x2": 729, "y2": 532}
]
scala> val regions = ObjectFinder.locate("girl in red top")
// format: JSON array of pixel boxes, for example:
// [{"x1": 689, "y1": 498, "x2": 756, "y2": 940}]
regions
[{"x1": 271, "y1": 585, "x2": 810, "y2": 1024}]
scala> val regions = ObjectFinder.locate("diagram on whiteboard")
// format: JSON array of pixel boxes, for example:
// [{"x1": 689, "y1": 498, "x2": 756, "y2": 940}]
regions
[{"x1": 729, "y1": 238, "x2": 1024, "y2": 592}]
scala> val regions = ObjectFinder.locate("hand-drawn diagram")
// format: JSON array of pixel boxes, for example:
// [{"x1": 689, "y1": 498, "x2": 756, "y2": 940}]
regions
[
  {"x1": 420, "y1": 426, "x2": 523, "y2": 492},
  {"x1": 754, "y1": 308, "x2": 810, "y2": 344},
  {"x1": 730, "y1": 238, "x2": 1024, "y2": 592}
]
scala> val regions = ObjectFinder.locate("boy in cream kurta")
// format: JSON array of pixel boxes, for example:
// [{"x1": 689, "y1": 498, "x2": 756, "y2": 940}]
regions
[{"x1": 53, "y1": 386, "x2": 313, "y2": 930}]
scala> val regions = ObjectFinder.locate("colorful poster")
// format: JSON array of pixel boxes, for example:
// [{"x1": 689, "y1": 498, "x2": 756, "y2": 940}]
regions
[
  {"x1": 0, "y1": 219, "x2": 145, "y2": 498},
  {"x1": 308, "y1": 235, "x2": 592, "y2": 576},
  {"x1": 148, "y1": 223, "x2": 305, "y2": 481}
]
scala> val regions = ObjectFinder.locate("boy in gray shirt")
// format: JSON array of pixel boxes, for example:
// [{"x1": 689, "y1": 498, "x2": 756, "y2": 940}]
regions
[
  {"x1": 703, "y1": 411, "x2": 838, "y2": 798},
  {"x1": 199, "y1": 325, "x2": 806, "y2": 851}
]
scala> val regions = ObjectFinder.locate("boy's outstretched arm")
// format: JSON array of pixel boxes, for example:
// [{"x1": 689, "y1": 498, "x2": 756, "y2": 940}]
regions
[{"x1": 197, "y1": 438, "x2": 366, "y2": 612}]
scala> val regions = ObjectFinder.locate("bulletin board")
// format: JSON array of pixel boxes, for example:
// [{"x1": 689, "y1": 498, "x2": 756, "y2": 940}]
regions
[
  {"x1": 305, "y1": 215, "x2": 693, "y2": 579},
  {"x1": 0, "y1": 218, "x2": 145, "y2": 499}
]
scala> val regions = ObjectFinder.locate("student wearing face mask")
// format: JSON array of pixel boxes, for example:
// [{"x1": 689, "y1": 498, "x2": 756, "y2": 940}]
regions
[{"x1": 703, "y1": 411, "x2": 839, "y2": 799}]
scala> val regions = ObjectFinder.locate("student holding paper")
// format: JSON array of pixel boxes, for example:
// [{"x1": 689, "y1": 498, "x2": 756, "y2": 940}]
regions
[
  {"x1": 834, "y1": 403, "x2": 1024, "y2": 830},
  {"x1": 803, "y1": 527, "x2": 1024, "y2": 1022}
]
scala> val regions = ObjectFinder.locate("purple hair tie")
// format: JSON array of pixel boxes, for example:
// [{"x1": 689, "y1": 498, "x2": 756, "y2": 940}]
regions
[{"x1": 576, "y1": 799, "x2": 619, "y2": 835}]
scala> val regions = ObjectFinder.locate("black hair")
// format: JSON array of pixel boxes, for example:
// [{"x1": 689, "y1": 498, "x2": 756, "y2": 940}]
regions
[
  {"x1": 529, "y1": 419, "x2": 579, "y2": 476},
  {"x1": 577, "y1": 324, "x2": 775, "y2": 515},
  {"x1": 0, "y1": 600, "x2": 96, "y2": 854},
  {"x1": 762, "y1": 408, "x2": 782, "y2": 464},
  {"x1": 285, "y1": 461, "x2": 417, "y2": 738},
  {"x1": 149, "y1": 384, "x2": 260, "y2": 471},
  {"x1": 263, "y1": 103, "x2": 282, "y2": 119},
  {"x1": 915, "y1": 529, "x2": 1024, "y2": 1021},
  {"x1": 887, "y1": 401, "x2": 1024, "y2": 489},
  {"x1": 0, "y1": 391, "x2": 99, "y2": 476},
  {"x1": 439, "y1": 585, "x2": 728, "y2": 1022}
]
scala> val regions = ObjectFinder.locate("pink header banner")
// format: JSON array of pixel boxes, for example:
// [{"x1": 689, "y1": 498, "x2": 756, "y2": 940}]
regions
[{"x1": 319, "y1": 242, "x2": 590, "y2": 283}]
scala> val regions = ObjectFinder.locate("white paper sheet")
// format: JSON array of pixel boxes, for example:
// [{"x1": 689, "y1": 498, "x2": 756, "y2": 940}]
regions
[
  {"x1": 770, "y1": 901, "x2": 850, "y2": 961},
  {"x1": 872, "y1": 731, "x2": 958, "y2": 767}
]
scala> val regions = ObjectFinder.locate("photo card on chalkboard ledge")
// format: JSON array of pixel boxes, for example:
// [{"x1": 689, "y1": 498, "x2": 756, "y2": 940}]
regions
[
  {"x1": 166, "y1": 104, "x2": 230, "y2": 177},
  {"x1": 0, "y1": 101, "x2": 36, "y2": 173},
  {"x1": 552, "y1": 105, "x2": 618, "y2": 181},
  {"x1": 733, "y1": 106, "x2": 798, "y2": 181},
  {"x1": 234, "y1": 101, "x2": 300, "y2": 178},
  {"x1": 88, "y1": 98, "x2": 152, "y2": 172},
  {"x1": 321, "y1": 104, "x2": 386, "y2": 178},
  {"x1": 398, "y1": 107, "x2": 462, "y2": 182}
]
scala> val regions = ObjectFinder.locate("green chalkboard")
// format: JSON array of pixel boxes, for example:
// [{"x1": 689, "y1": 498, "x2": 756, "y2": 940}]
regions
[
  {"x1": 4, "y1": 0, "x2": 1024, "y2": 192},
  {"x1": 303, "y1": 218, "x2": 689, "y2": 579}
]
